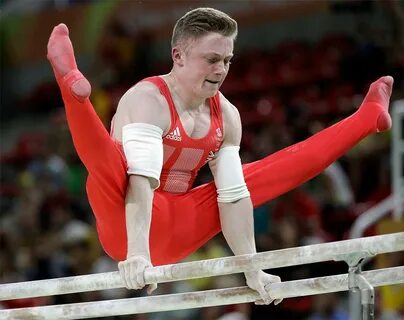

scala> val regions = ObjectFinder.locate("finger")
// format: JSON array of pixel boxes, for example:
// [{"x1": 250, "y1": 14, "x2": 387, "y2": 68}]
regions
[
  {"x1": 128, "y1": 260, "x2": 139, "y2": 289},
  {"x1": 259, "y1": 298, "x2": 274, "y2": 305},
  {"x1": 124, "y1": 262, "x2": 135, "y2": 289},
  {"x1": 254, "y1": 299, "x2": 265, "y2": 305},
  {"x1": 147, "y1": 283, "x2": 158, "y2": 295},
  {"x1": 257, "y1": 285, "x2": 273, "y2": 305},
  {"x1": 274, "y1": 298, "x2": 283, "y2": 305},
  {"x1": 118, "y1": 262, "x2": 130, "y2": 289},
  {"x1": 136, "y1": 264, "x2": 145, "y2": 288}
]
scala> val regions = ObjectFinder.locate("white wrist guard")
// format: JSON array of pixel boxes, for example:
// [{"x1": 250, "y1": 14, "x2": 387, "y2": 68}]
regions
[
  {"x1": 122, "y1": 123, "x2": 163, "y2": 190},
  {"x1": 210, "y1": 146, "x2": 250, "y2": 203}
]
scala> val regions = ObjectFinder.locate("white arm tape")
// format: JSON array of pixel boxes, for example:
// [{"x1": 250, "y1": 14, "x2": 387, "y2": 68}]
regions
[
  {"x1": 122, "y1": 123, "x2": 163, "y2": 190},
  {"x1": 211, "y1": 146, "x2": 250, "y2": 203}
]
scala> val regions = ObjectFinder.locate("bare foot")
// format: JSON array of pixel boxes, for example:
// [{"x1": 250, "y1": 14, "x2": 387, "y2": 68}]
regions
[
  {"x1": 47, "y1": 23, "x2": 91, "y2": 101},
  {"x1": 361, "y1": 76, "x2": 393, "y2": 132}
]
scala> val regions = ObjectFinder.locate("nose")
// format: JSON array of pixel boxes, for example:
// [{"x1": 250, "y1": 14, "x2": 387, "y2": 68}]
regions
[{"x1": 214, "y1": 61, "x2": 226, "y2": 75}]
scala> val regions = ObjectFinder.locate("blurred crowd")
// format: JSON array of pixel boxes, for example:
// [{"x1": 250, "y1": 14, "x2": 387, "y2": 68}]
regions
[{"x1": 1, "y1": 1, "x2": 404, "y2": 320}]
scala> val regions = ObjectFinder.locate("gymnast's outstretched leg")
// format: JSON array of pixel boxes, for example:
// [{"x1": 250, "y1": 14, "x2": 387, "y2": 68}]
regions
[{"x1": 243, "y1": 76, "x2": 393, "y2": 206}]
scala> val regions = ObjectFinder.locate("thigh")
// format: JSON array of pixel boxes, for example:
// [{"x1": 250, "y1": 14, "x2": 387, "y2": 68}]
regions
[
  {"x1": 86, "y1": 175, "x2": 128, "y2": 261},
  {"x1": 149, "y1": 183, "x2": 221, "y2": 265}
]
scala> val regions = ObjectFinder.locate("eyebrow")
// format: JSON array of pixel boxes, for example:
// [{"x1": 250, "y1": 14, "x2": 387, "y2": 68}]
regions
[{"x1": 205, "y1": 52, "x2": 234, "y2": 59}]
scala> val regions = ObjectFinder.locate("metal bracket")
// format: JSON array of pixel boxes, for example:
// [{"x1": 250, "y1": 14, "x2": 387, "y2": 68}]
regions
[
  {"x1": 334, "y1": 251, "x2": 373, "y2": 267},
  {"x1": 334, "y1": 251, "x2": 375, "y2": 320}
]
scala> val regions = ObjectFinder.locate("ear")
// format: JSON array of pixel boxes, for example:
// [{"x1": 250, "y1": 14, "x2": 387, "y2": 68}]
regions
[{"x1": 172, "y1": 47, "x2": 184, "y2": 67}]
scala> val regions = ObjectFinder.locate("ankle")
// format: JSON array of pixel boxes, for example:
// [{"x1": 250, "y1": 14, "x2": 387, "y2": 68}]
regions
[
  {"x1": 358, "y1": 101, "x2": 390, "y2": 133},
  {"x1": 62, "y1": 70, "x2": 91, "y2": 102}
]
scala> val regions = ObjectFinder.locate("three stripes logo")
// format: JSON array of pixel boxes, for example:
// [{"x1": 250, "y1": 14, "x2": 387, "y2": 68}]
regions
[{"x1": 166, "y1": 126, "x2": 182, "y2": 141}]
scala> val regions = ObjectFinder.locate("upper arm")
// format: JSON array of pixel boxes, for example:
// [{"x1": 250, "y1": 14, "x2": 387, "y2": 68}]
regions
[
  {"x1": 208, "y1": 94, "x2": 250, "y2": 203},
  {"x1": 112, "y1": 82, "x2": 170, "y2": 142},
  {"x1": 220, "y1": 93, "x2": 242, "y2": 148},
  {"x1": 114, "y1": 82, "x2": 168, "y2": 190}
]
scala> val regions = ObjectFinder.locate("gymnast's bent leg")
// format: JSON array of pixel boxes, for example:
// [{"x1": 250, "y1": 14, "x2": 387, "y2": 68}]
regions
[
  {"x1": 47, "y1": 23, "x2": 131, "y2": 259},
  {"x1": 47, "y1": 24, "x2": 198, "y2": 265}
]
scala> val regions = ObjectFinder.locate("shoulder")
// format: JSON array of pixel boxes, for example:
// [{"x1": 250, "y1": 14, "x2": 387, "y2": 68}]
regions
[
  {"x1": 218, "y1": 92, "x2": 242, "y2": 146},
  {"x1": 219, "y1": 92, "x2": 241, "y2": 124},
  {"x1": 117, "y1": 81, "x2": 167, "y2": 117},
  {"x1": 115, "y1": 80, "x2": 170, "y2": 129}
]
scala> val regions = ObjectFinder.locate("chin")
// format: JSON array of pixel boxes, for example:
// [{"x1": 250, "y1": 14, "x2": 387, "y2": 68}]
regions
[{"x1": 203, "y1": 88, "x2": 219, "y2": 98}]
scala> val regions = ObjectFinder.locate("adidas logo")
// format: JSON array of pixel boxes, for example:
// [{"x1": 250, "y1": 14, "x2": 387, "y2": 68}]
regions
[{"x1": 166, "y1": 127, "x2": 182, "y2": 141}]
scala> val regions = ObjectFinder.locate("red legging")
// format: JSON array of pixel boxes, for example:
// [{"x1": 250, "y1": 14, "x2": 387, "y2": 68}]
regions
[{"x1": 58, "y1": 71, "x2": 379, "y2": 266}]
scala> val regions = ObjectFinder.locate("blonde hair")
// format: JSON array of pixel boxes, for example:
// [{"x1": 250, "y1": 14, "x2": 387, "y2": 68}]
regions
[{"x1": 171, "y1": 7, "x2": 238, "y2": 49}]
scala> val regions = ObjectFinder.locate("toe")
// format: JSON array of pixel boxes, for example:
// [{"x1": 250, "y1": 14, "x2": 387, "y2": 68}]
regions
[{"x1": 54, "y1": 23, "x2": 69, "y2": 36}]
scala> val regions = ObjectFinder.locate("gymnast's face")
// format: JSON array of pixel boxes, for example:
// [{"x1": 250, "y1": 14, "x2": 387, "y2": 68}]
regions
[{"x1": 172, "y1": 32, "x2": 234, "y2": 99}]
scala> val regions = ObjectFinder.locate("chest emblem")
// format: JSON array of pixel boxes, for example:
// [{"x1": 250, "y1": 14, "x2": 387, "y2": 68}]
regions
[{"x1": 166, "y1": 126, "x2": 182, "y2": 141}]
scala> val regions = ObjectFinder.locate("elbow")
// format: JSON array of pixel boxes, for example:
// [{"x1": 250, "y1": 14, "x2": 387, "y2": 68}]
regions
[
  {"x1": 217, "y1": 184, "x2": 250, "y2": 203},
  {"x1": 126, "y1": 175, "x2": 154, "y2": 202}
]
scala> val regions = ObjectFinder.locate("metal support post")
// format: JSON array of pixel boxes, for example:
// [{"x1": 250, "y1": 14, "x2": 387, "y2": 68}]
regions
[
  {"x1": 335, "y1": 251, "x2": 375, "y2": 320},
  {"x1": 358, "y1": 275, "x2": 375, "y2": 319}
]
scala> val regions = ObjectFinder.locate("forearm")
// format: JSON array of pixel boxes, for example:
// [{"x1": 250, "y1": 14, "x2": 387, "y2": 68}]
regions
[
  {"x1": 220, "y1": 197, "x2": 275, "y2": 291},
  {"x1": 219, "y1": 197, "x2": 256, "y2": 255},
  {"x1": 125, "y1": 175, "x2": 154, "y2": 259}
]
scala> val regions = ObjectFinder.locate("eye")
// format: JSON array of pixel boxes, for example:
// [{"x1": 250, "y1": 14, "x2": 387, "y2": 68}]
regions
[{"x1": 207, "y1": 58, "x2": 218, "y2": 64}]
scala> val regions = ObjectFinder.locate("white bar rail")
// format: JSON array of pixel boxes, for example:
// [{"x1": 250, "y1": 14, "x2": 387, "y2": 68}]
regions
[
  {"x1": 391, "y1": 99, "x2": 404, "y2": 220},
  {"x1": 1, "y1": 232, "x2": 403, "y2": 301},
  {"x1": 1, "y1": 266, "x2": 402, "y2": 320}
]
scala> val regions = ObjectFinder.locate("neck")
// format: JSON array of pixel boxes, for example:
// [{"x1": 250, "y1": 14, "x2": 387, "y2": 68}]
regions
[{"x1": 167, "y1": 71, "x2": 205, "y2": 111}]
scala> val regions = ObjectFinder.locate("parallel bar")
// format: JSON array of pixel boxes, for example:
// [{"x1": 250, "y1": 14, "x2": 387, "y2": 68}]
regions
[
  {"x1": 391, "y1": 100, "x2": 404, "y2": 220},
  {"x1": 1, "y1": 267, "x2": 402, "y2": 320},
  {"x1": 1, "y1": 232, "x2": 403, "y2": 300}
]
